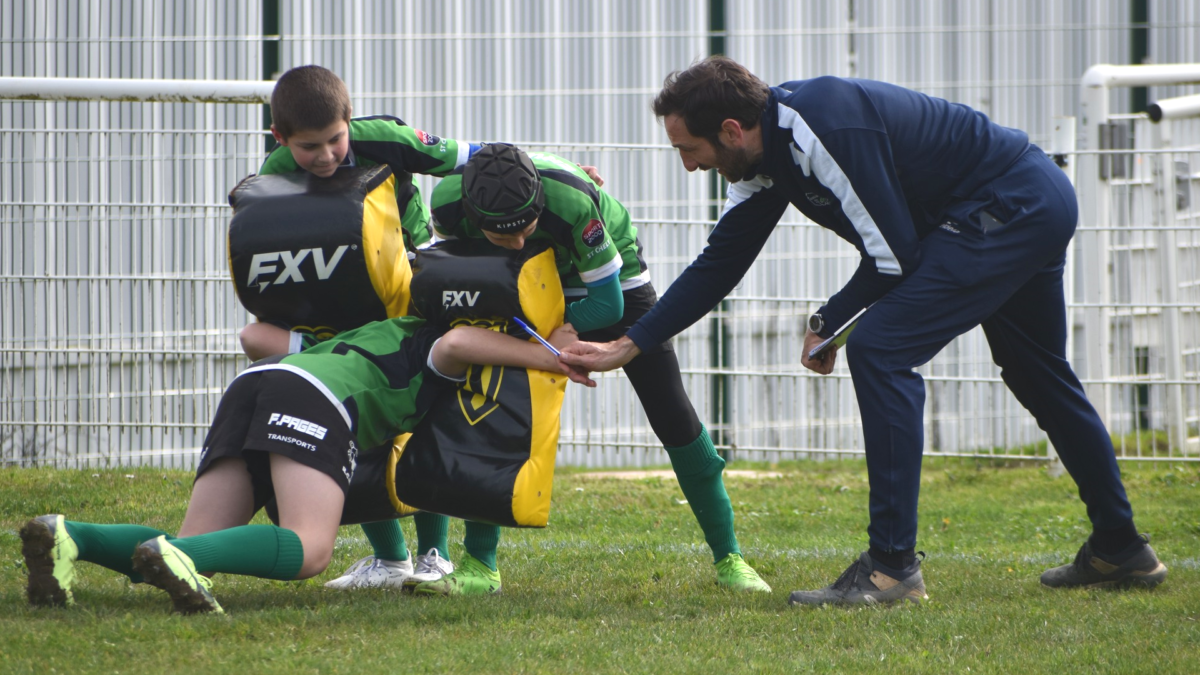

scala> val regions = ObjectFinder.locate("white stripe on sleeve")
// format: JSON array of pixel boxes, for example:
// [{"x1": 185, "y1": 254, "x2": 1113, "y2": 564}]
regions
[
  {"x1": 777, "y1": 102, "x2": 902, "y2": 275},
  {"x1": 721, "y1": 174, "x2": 774, "y2": 219}
]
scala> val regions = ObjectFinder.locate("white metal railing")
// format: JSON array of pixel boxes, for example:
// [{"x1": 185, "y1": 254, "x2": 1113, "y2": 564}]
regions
[{"x1": 4, "y1": 5, "x2": 1200, "y2": 468}]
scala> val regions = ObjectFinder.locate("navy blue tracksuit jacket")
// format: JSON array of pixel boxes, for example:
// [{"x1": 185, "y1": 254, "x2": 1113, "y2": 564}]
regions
[{"x1": 628, "y1": 77, "x2": 1134, "y2": 552}]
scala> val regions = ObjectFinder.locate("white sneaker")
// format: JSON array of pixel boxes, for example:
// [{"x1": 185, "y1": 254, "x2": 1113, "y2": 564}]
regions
[
  {"x1": 324, "y1": 555, "x2": 414, "y2": 590},
  {"x1": 403, "y1": 548, "x2": 455, "y2": 589}
]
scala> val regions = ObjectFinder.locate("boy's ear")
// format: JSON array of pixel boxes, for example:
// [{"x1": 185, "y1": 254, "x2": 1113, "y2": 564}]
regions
[{"x1": 270, "y1": 125, "x2": 287, "y2": 147}]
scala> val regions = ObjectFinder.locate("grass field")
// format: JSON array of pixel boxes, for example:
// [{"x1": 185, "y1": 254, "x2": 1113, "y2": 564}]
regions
[{"x1": 2, "y1": 460, "x2": 1198, "y2": 674}]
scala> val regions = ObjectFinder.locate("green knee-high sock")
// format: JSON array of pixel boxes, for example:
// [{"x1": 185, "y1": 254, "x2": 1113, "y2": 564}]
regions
[
  {"x1": 360, "y1": 520, "x2": 409, "y2": 561},
  {"x1": 665, "y1": 427, "x2": 740, "y2": 563},
  {"x1": 413, "y1": 512, "x2": 450, "y2": 559},
  {"x1": 463, "y1": 521, "x2": 501, "y2": 571},
  {"x1": 65, "y1": 521, "x2": 170, "y2": 582},
  {"x1": 171, "y1": 525, "x2": 304, "y2": 580}
]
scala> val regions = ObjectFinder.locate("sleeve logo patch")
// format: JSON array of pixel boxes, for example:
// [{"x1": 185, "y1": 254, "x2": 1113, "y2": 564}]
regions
[
  {"x1": 582, "y1": 219, "x2": 605, "y2": 247},
  {"x1": 415, "y1": 130, "x2": 441, "y2": 146}
]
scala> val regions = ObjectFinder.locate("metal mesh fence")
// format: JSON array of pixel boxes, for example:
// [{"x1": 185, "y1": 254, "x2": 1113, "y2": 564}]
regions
[{"x1": 2, "y1": 0, "x2": 1199, "y2": 467}]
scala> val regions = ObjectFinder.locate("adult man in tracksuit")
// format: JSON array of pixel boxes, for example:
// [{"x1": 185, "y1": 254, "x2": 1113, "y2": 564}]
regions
[{"x1": 559, "y1": 55, "x2": 1167, "y2": 605}]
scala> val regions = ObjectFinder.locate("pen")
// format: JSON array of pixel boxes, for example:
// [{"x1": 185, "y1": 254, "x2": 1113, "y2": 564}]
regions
[{"x1": 512, "y1": 316, "x2": 561, "y2": 357}]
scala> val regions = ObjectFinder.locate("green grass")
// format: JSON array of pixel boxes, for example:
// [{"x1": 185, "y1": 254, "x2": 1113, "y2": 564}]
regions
[{"x1": 2, "y1": 461, "x2": 1198, "y2": 674}]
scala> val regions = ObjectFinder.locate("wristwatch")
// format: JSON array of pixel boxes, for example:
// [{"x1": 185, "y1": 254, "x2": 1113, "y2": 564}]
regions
[{"x1": 807, "y1": 313, "x2": 825, "y2": 335}]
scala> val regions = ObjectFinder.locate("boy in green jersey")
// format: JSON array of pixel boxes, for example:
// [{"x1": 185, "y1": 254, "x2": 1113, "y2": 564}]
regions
[
  {"x1": 241, "y1": 68, "x2": 604, "y2": 590},
  {"x1": 422, "y1": 144, "x2": 771, "y2": 595},
  {"x1": 19, "y1": 318, "x2": 583, "y2": 614},
  {"x1": 241, "y1": 65, "x2": 483, "y2": 591}
]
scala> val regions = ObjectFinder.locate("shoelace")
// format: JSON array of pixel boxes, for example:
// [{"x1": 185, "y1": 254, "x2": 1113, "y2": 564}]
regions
[
  {"x1": 719, "y1": 557, "x2": 757, "y2": 580},
  {"x1": 339, "y1": 556, "x2": 376, "y2": 577},
  {"x1": 458, "y1": 556, "x2": 493, "y2": 578},
  {"x1": 829, "y1": 559, "x2": 866, "y2": 591},
  {"x1": 415, "y1": 550, "x2": 450, "y2": 575},
  {"x1": 1071, "y1": 542, "x2": 1094, "y2": 571}
]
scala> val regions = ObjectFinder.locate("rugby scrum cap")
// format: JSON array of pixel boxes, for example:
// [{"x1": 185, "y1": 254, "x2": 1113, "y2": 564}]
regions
[{"x1": 462, "y1": 143, "x2": 545, "y2": 234}]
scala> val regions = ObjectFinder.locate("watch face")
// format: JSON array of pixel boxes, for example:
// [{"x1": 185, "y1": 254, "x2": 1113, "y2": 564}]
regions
[{"x1": 808, "y1": 314, "x2": 823, "y2": 333}]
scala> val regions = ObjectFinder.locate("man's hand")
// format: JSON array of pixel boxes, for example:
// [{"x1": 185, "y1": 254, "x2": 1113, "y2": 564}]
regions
[
  {"x1": 547, "y1": 323, "x2": 596, "y2": 387},
  {"x1": 801, "y1": 330, "x2": 837, "y2": 375},
  {"x1": 558, "y1": 335, "x2": 640, "y2": 379}
]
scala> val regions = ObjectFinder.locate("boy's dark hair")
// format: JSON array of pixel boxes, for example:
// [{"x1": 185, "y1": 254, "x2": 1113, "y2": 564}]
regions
[
  {"x1": 652, "y1": 55, "x2": 770, "y2": 144},
  {"x1": 270, "y1": 65, "x2": 352, "y2": 139}
]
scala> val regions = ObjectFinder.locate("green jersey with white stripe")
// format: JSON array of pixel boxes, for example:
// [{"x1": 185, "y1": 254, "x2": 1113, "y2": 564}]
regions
[
  {"x1": 260, "y1": 116, "x2": 475, "y2": 249},
  {"x1": 251, "y1": 316, "x2": 452, "y2": 451},
  {"x1": 430, "y1": 151, "x2": 648, "y2": 295}
]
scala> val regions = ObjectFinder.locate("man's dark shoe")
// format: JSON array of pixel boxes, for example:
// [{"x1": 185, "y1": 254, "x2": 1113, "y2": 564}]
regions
[
  {"x1": 788, "y1": 551, "x2": 927, "y2": 606},
  {"x1": 1040, "y1": 535, "x2": 1167, "y2": 589}
]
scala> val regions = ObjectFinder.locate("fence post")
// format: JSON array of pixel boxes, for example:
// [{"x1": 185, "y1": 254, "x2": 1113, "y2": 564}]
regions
[
  {"x1": 1078, "y1": 81, "x2": 1114, "y2": 425},
  {"x1": 1149, "y1": 120, "x2": 1189, "y2": 456},
  {"x1": 1046, "y1": 115, "x2": 1076, "y2": 478}
]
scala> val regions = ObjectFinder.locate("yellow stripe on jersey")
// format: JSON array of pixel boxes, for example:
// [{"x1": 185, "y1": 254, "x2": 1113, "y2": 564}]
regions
[
  {"x1": 361, "y1": 173, "x2": 413, "y2": 318},
  {"x1": 386, "y1": 434, "x2": 421, "y2": 517}
]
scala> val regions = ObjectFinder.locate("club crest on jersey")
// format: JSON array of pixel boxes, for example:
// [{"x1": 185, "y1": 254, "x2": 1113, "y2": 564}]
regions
[
  {"x1": 582, "y1": 219, "x2": 605, "y2": 247},
  {"x1": 805, "y1": 192, "x2": 832, "y2": 207},
  {"x1": 415, "y1": 129, "x2": 441, "y2": 146},
  {"x1": 451, "y1": 318, "x2": 506, "y2": 425}
]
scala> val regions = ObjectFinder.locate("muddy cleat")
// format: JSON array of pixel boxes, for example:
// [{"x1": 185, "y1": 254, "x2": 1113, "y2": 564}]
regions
[
  {"x1": 788, "y1": 551, "x2": 927, "y2": 607},
  {"x1": 1041, "y1": 536, "x2": 1167, "y2": 589},
  {"x1": 413, "y1": 553, "x2": 501, "y2": 596},
  {"x1": 715, "y1": 553, "x2": 772, "y2": 592},
  {"x1": 132, "y1": 536, "x2": 224, "y2": 615},
  {"x1": 20, "y1": 515, "x2": 79, "y2": 607},
  {"x1": 324, "y1": 555, "x2": 414, "y2": 590},
  {"x1": 403, "y1": 548, "x2": 455, "y2": 591}
]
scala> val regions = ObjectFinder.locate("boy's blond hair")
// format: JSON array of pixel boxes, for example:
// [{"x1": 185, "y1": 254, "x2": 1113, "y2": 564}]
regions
[{"x1": 270, "y1": 65, "x2": 352, "y2": 139}]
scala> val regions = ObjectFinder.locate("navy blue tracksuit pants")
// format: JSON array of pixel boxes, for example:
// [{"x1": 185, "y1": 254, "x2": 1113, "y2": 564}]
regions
[{"x1": 844, "y1": 148, "x2": 1135, "y2": 552}]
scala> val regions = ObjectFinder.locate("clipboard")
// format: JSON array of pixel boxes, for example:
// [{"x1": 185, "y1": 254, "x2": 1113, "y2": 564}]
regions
[{"x1": 807, "y1": 307, "x2": 868, "y2": 361}]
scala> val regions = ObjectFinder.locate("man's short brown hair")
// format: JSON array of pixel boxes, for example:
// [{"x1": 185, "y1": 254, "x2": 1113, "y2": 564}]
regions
[
  {"x1": 269, "y1": 65, "x2": 352, "y2": 139},
  {"x1": 652, "y1": 56, "x2": 770, "y2": 144}
]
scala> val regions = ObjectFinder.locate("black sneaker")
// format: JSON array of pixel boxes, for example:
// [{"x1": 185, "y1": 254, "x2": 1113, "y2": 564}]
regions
[
  {"x1": 788, "y1": 551, "x2": 927, "y2": 606},
  {"x1": 1040, "y1": 535, "x2": 1167, "y2": 589}
]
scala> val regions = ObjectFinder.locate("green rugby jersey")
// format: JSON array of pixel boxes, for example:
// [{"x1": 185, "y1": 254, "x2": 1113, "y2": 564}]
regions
[
  {"x1": 241, "y1": 316, "x2": 453, "y2": 451},
  {"x1": 260, "y1": 116, "x2": 478, "y2": 249},
  {"x1": 430, "y1": 151, "x2": 648, "y2": 296}
]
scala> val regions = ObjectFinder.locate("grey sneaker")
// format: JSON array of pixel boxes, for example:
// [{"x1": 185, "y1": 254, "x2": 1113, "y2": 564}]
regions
[
  {"x1": 1040, "y1": 536, "x2": 1167, "y2": 589},
  {"x1": 788, "y1": 551, "x2": 927, "y2": 606}
]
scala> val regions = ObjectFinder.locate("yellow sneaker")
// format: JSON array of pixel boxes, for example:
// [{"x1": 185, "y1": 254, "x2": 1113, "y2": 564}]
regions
[
  {"x1": 715, "y1": 552, "x2": 772, "y2": 593},
  {"x1": 20, "y1": 515, "x2": 80, "y2": 607},
  {"x1": 132, "y1": 536, "x2": 224, "y2": 614}
]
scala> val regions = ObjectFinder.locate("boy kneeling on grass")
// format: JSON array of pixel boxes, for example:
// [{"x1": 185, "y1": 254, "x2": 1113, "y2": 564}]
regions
[{"x1": 20, "y1": 317, "x2": 588, "y2": 615}]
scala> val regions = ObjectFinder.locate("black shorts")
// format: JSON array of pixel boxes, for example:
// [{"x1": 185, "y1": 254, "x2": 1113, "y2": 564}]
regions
[
  {"x1": 577, "y1": 283, "x2": 673, "y2": 357},
  {"x1": 197, "y1": 368, "x2": 359, "y2": 513}
]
